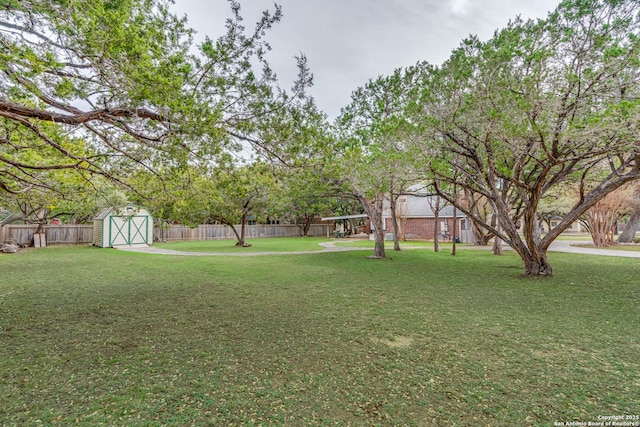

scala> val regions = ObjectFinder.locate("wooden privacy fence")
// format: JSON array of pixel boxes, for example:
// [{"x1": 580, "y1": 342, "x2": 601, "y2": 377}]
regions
[
  {"x1": 156, "y1": 224, "x2": 331, "y2": 242},
  {"x1": 1, "y1": 223, "x2": 332, "y2": 246},
  {"x1": 0, "y1": 224, "x2": 93, "y2": 246}
]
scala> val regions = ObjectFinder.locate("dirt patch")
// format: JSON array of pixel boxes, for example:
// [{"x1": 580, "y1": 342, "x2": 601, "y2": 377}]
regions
[{"x1": 370, "y1": 335, "x2": 415, "y2": 348}]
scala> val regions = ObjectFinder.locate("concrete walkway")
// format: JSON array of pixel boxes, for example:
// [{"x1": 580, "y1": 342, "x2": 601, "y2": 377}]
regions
[
  {"x1": 115, "y1": 239, "x2": 640, "y2": 258},
  {"x1": 115, "y1": 240, "x2": 372, "y2": 257},
  {"x1": 469, "y1": 239, "x2": 640, "y2": 258},
  {"x1": 546, "y1": 240, "x2": 640, "y2": 258}
]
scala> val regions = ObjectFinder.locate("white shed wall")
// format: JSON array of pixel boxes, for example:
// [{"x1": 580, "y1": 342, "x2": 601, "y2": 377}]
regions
[{"x1": 93, "y1": 206, "x2": 154, "y2": 247}]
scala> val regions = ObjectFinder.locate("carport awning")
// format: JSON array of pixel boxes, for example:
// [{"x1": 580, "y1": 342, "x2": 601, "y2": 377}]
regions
[{"x1": 321, "y1": 214, "x2": 368, "y2": 221}]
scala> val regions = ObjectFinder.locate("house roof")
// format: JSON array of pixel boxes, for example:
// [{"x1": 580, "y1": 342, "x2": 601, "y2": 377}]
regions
[
  {"x1": 384, "y1": 185, "x2": 462, "y2": 218},
  {"x1": 392, "y1": 196, "x2": 458, "y2": 218}
]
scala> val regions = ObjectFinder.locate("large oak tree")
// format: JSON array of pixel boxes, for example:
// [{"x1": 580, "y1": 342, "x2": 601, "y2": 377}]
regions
[{"x1": 414, "y1": 0, "x2": 640, "y2": 276}]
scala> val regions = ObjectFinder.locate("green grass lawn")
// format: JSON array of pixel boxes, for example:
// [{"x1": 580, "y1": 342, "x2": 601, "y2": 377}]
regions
[
  {"x1": 1, "y1": 244, "x2": 639, "y2": 426},
  {"x1": 333, "y1": 239, "x2": 451, "y2": 248},
  {"x1": 154, "y1": 237, "x2": 330, "y2": 252}
]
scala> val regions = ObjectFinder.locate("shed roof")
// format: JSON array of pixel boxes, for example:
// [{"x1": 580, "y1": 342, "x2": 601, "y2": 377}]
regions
[
  {"x1": 94, "y1": 205, "x2": 148, "y2": 220},
  {"x1": 384, "y1": 184, "x2": 462, "y2": 218}
]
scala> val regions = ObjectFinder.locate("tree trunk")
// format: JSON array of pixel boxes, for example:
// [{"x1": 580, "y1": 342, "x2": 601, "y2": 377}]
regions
[
  {"x1": 471, "y1": 219, "x2": 493, "y2": 245},
  {"x1": 372, "y1": 195, "x2": 386, "y2": 258},
  {"x1": 300, "y1": 216, "x2": 308, "y2": 237},
  {"x1": 389, "y1": 195, "x2": 401, "y2": 251},
  {"x1": 515, "y1": 212, "x2": 554, "y2": 277},
  {"x1": 229, "y1": 224, "x2": 242, "y2": 244},
  {"x1": 373, "y1": 226, "x2": 385, "y2": 257},
  {"x1": 523, "y1": 251, "x2": 553, "y2": 277},
  {"x1": 619, "y1": 185, "x2": 640, "y2": 243},
  {"x1": 433, "y1": 195, "x2": 440, "y2": 253},
  {"x1": 492, "y1": 221, "x2": 503, "y2": 255},
  {"x1": 462, "y1": 188, "x2": 493, "y2": 245},
  {"x1": 355, "y1": 193, "x2": 385, "y2": 258},
  {"x1": 585, "y1": 204, "x2": 618, "y2": 247},
  {"x1": 451, "y1": 191, "x2": 457, "y2": 256},
  {"x1": 215, "y1": 216, "x2": 243, "y2": 246},
  {"x1": 584, "y1": 186, "x2": 633, "y2": 246},
  {"x1": 236, "y1": 211, "x2": 250, "y2": 247},
  {"x1": 618, "y1": 210, "x2": 640, "y2": 242},
  {"x1": 299, "y1": 214, "x2": 312, "y2": 237},
  {"x1": 532, "y1": 213, "x2": 542, "y2": 245}
]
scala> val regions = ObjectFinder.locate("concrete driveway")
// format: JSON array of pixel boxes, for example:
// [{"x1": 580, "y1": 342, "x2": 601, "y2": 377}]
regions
[{"x1": 547, "y1": 239, "x2": 640, "y2": 258}]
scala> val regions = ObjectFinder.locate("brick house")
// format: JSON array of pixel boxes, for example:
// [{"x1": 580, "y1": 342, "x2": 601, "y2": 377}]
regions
[{"x1": 382, "y1": 186, "x2": 471, "y2": 242}]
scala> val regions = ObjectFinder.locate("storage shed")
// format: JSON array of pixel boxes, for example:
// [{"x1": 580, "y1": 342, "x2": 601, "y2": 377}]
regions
[{"x1": 93, "y1": 205, "x2": 154, "y2": 247}]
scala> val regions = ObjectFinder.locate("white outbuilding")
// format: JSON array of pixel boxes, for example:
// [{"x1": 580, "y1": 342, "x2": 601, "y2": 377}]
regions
[{"x1": 92, "y1": 205, "x2": 154, "y2": 247}]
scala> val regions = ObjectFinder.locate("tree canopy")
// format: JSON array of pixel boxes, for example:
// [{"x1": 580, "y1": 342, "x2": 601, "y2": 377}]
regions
[
  {"x1": 0, "y1": 0, "x2": 194, "y2": 192},
  {"x1": 337, "y1": 68, "x2": 422, "y2": 258},
  {"x1": 411, "y1": 0, "x2": 640, "y2": 275},
  {"x1": 0, "y1": 0, "x2": 312, "y2": 196}
]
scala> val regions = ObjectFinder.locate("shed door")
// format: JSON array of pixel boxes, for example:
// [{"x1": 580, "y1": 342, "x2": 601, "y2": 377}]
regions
[{"x1": 109, "y1": 216, "x2": 149, "y2": 246}]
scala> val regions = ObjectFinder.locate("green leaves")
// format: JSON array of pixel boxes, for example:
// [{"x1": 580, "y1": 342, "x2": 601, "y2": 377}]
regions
[
  {"x1": 0, "y1": 0, "x2": 195, "y2": 195},
  {"x1": 405, "y1": 0, "x2": 640, "y2": 274},
  {"x1": 0, "y1": 0, "x2": 319, "y2": 214}
]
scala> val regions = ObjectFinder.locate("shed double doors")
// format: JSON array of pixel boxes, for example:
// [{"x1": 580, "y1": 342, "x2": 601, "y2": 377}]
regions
[{"x1": 109, "y1": 215, "x2": 149, "y2": 246}]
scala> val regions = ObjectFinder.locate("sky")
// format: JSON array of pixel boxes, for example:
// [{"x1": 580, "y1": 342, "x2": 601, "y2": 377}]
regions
[{"x1": 171, "y1": 0, "x2": 560, "y2": 121}]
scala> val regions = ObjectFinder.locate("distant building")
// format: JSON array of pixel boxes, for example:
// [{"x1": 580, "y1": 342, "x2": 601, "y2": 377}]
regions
[
  {"x1": 539, "y1": 216, "x2": 586, "y2": 233},
  {"x1": 382, "y1": 185, "x2": 471, "y2": 242}
]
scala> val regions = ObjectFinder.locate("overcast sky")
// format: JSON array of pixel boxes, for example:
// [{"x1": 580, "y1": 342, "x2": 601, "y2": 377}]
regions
[{"x1": 171, "y1": 0, "x2": 560, "y2": 120}]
